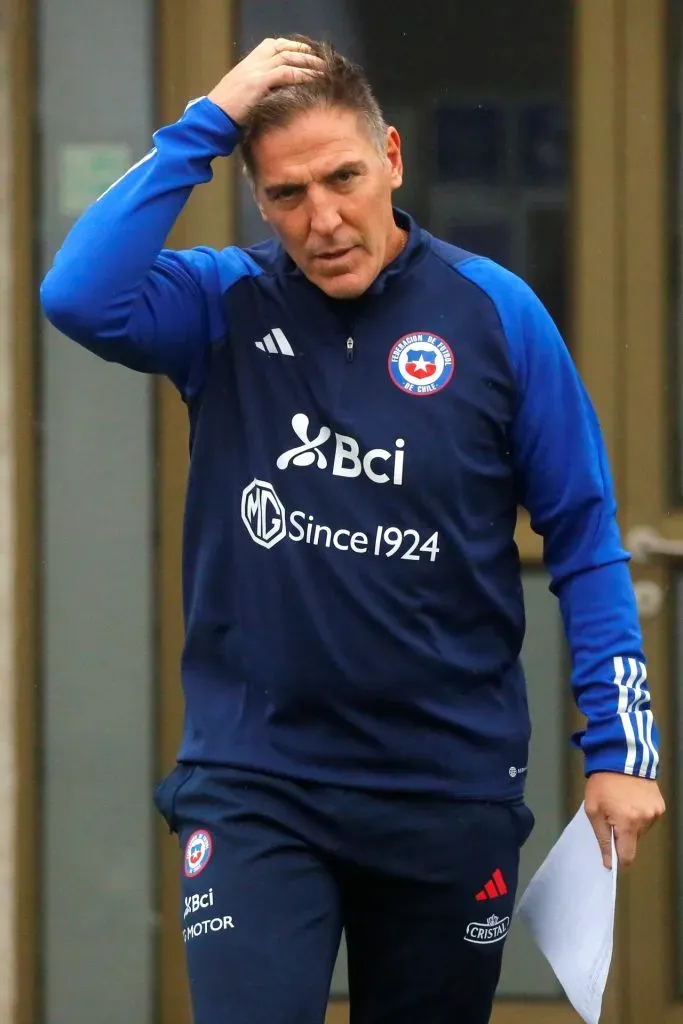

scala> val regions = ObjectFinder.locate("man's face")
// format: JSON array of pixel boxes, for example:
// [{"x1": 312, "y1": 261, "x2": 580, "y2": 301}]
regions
[{"x1": 251, "y1": 107, "x2": 403, "y2": 299}]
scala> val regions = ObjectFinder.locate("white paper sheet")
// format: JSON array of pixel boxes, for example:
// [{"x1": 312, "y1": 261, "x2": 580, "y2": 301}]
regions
[{"x1": 515, "y1": 802, "x2": 617, "y2": 1024}]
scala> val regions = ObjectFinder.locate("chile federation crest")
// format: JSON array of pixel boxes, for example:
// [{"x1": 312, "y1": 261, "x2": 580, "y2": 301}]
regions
[
  {"x1": 184, "y1": 829, "x2": 213, "y2": 878},
  {"x1": 388, "y1": 332, "x2": 455, "y2": 396}
]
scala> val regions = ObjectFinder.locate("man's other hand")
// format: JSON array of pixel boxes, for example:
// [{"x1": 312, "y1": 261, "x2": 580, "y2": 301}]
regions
[{"x1": 585, "y1": 771, "x2": 665, "y2": 869}]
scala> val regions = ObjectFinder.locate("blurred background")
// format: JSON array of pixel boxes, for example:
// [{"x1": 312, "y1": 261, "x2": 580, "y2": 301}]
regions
[{"x1": 1, "y1": 0, "x2": 680, "y2": 1022}]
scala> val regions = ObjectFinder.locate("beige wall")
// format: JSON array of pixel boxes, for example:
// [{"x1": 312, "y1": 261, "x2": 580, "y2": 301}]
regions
[{"x1": 0, "y1": 15, "x2": 18, "y2": 1023}]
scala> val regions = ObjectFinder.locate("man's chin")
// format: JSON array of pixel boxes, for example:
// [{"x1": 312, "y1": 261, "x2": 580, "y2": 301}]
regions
[{"x1": 306, "y1": 266, "x2": 375, "y2": 299}]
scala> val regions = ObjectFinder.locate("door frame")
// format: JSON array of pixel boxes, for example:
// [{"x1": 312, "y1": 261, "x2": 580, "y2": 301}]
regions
[
  {"x1": 155, "y1": 2, "x2": 236, "y2": 1022},
  {"x1": 620, "y1": 1, "x2": 680, "y2": 1021},
  {"x1": 154, "y1": 2, "x2": 627, "y2": 1022}
]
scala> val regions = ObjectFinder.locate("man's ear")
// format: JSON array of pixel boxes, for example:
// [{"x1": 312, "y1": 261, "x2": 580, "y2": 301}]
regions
[
  {"x1": 251, "y1": 186, "x2": 269, "y2": 224},
  {"x1": 385, "y1": 126, "x2": 403, "y2": 191},
  {"x1": 244, "y1": 166, "x2": 269, "y2": 222}
]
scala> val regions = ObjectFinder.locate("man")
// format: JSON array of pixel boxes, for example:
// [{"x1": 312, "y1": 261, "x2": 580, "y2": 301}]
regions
[{"x1": 41, "y1": 35, "x2": 664, "y2": 1024}]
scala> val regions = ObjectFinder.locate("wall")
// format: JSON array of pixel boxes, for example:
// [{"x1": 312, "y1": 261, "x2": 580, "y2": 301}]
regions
[
  {"x1": 38, "y1": 2, "x2": 156, "y2": 1022},
  {"x1": 0, "y1": 16, "x2": 17, "y2": 1023}
]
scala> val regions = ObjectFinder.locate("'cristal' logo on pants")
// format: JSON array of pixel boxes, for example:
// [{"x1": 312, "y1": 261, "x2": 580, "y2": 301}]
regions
[{"x1": 464, "y1": 914, "x2": 510, "y2": 945}]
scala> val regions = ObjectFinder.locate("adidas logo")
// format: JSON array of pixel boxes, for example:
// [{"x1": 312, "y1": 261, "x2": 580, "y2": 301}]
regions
[
  {"x1": 255, "y1": 328, "x2": 294, "y2": 357},
  {"x1": 475, "y1": 869, "x2": 508, "y2": 901}
]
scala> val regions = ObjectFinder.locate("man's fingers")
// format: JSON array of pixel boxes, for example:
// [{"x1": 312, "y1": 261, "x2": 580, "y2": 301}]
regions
[
  {"x1": 588, "y1": 814, "x2": 614, "y2": 870},
  {"x1": 270, "y1": 49, "x2": 326, "y2": 70},
  {"x1": 208, "y1": 38, "x2": 326, "y2": 123},
  {"x1": 584, "y1": 774, "x2": 666, "y2": 872},
  {"x1": 588, "y1": 813, "x2": 639, "y2": 870},
  {"x1": 265, "y1": 53, "x2": 326, "y2": 91},
  {"x1": 614, "y1": 827, "x2": 638, "y2": 869},
  {"x1": 271, "y1": 37, "x2": 316, "y2": 53},
  {"x1": 264, "y1": 66, "x2": 325, "y2": 92},
  {"x1": 254, "y1": 37, "x2": 313, "y2": 56}
]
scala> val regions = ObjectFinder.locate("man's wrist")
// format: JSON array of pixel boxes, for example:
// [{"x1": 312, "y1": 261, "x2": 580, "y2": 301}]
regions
[{"x1": 175, "y1": 96, "x2": 242, "y2": 157}]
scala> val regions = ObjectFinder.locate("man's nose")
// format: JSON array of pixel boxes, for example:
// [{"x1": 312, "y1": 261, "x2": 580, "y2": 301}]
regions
[{"x1": 307, "y1": 186, "x2": 343, "y2": 237}]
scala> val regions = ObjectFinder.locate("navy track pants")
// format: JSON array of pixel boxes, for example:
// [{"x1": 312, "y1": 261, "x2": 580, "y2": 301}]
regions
[{"x1": 154, "y1": 765, "x2": 534, "y2": 1024}]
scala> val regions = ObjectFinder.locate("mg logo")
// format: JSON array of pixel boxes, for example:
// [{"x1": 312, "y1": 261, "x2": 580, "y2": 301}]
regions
[{"x1": 241, "y1": 480, "x2": 287, "y2": 549}]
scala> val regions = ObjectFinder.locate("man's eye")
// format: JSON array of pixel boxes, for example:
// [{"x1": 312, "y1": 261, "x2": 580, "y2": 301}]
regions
[{"x1": 335, "y1": 170, "x2": 356, "y2": 183}]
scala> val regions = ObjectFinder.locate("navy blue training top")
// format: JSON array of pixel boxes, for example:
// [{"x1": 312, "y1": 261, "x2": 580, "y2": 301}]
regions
[{"x1": 40, "y1": 96, "x2": 660, "y2": 799}]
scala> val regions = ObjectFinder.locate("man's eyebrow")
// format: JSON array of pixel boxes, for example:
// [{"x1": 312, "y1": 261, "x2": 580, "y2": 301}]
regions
[
  {"x1": 263, "y1": 160, "x2": 368, "y2": 199},
  {"x1": 321, "y1": 159, "x2": 367, "y2": 181},
  {"x1": 263, "y1": 180, "x2": 306, "y2": 200}
]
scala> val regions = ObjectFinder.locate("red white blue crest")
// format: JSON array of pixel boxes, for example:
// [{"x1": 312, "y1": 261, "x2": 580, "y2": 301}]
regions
[
  {"x1": 388, "y1": 332, "x2": 455, "y2": 396},
  {"x1": 184, "y1": 829, "x2": 213, "y2": 878}
]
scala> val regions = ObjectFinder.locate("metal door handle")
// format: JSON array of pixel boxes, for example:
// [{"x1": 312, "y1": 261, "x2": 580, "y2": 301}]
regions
[
  {"x1": 632, "y1": 580, "x2": 664, "y2": 618},
  {"x1": 626, "y1": 525, "x2": 683, "y2": 562}
]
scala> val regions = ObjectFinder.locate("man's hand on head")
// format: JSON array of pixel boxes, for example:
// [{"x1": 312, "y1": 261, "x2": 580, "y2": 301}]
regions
[
  {"x1": 207, "y1": 38, "x2": 325, "y2": 126},
  {"x1": 584, "y1": 771, "x2": 665, "y2": 869}
]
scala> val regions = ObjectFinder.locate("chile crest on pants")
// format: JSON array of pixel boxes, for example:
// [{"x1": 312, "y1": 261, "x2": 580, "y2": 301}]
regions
[
  {"x1": 388, "y1": 331, "x2": 455, "y2": 396},
  {"x1": 184, "y1": 829, "x2": 213, "y2": 878}
]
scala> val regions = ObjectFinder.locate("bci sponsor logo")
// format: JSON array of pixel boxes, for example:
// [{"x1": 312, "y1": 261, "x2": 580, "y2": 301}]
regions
[
  {"x1": 184, "y1": 888, "x2": 214, "y2": 919},
  {"x1": 276, "y1": 413, "x2": 405, "y2": 486}
]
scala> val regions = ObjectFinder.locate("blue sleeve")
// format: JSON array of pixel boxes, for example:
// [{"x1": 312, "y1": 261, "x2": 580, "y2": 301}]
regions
[
  {"x1": 458, "y1": 258, "x2": 660, "y2": 780},
  {"x1": 40, "y1": 97, "x2": 259, "y2": 397}
]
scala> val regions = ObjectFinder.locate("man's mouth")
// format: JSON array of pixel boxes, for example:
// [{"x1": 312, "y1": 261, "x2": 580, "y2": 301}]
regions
[{"x1": 314, "y1": 246, "x2": 357, "y2": 261}]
